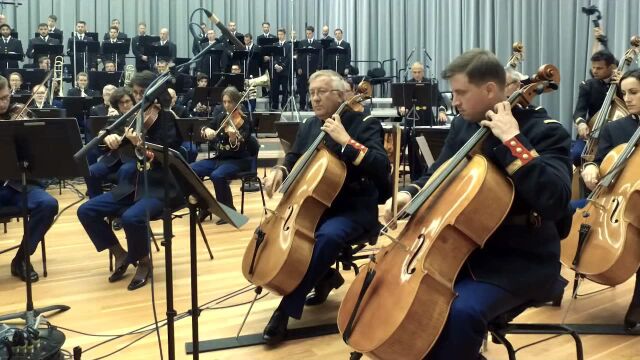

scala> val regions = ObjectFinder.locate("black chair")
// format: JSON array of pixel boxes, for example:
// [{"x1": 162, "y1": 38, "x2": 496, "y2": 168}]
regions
[
  {"x1": 0, "y1": 206, "x2": 48, "y2": 277},
  {"x1": 335, "y1": 223, "x2": 382, "y2": 276},
  {"x1": 234, "y1": 136, "x2": 266, "y2": 215},
  {"x1": 486, "y1": 276, "x2": 583, "y2": 360}
]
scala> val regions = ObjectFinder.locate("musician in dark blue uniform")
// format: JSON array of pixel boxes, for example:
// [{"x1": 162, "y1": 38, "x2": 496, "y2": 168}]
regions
[
  {"x1": 77, "y1": 71, "x2": 183, "y2": 291},
  {"x1": 0, "y1": 76, "x2": 58, "y2": 282},
  {"x1": 190, "y1": 86, "x2": 253, "y2": 225},
  {"x1": 571, "y1": 50, "x2": 618, "y2": 165},
  {"x1": 261, "y1": 70, "x2": 391, "y2": 345},
  {"x1": 384, "y1": 49, "x2": 572, "y2": 359},
  {"x1": 579, "y1": 69, "x2": 640, "y2": 334}
]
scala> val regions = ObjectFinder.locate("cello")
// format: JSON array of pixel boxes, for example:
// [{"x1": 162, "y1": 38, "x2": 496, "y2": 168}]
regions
[
  {"x1": 336, "y1": 65, "x2": 560, "y2": 359},
  {"x1": 582, "y1": 36, "x2": 640, "y2": 163},
  {"x1": 241, "y1": 81, "x2": 372, "y2": 295},
  {"x1": 561, "y1": 120, "x2": 640, "y2": 287}
]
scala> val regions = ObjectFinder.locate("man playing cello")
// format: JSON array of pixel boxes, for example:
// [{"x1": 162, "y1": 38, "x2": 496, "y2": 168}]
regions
[
  {"x1": 384, "y1": 49, "x2": 572, "y2": 359},
  {"x1": 261, "y1": 70, "x2": 390, "y2": 345}
]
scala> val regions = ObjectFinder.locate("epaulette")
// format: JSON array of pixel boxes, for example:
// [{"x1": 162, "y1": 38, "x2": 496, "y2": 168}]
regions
[{"x1": 543, "y1": 119, "x2": 561, "y2": 125}]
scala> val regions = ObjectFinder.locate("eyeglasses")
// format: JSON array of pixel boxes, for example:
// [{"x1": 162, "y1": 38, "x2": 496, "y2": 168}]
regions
[{"x1": 308, "y1": 88, "x2": 340, "y2": 98}]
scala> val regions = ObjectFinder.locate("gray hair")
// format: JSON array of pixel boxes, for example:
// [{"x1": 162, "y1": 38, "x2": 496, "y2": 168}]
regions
[{"x1": 309, "y1": 70, "x2": 347, "y2": 91}]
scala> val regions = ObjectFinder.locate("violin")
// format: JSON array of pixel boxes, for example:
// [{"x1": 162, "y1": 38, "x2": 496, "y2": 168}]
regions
[{"x1": 1, "y1": 103, "x2": 35, "y2": 120}]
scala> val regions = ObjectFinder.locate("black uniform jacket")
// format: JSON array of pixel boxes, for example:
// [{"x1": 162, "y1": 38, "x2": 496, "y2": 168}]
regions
[
  {"x1": 283, "y1": 111, "x2": 391, "y2": 228},
  {"x1": 403, "y1": 106, "x2": 572, "y2": 298}
]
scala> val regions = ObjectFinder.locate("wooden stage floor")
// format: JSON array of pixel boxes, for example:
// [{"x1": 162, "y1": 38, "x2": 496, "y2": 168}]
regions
[{"x1": 1, "y1": 179, "x2": 639, "y2": 359}]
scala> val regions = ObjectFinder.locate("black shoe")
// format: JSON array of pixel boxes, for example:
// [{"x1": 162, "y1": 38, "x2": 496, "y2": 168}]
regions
[
  {"x1": 127, "y1": 267, "x2": 150, "y2": 291},
  {"x1": 112, "y1": 217, "x2": 122, "y2": 231},
  {"x1": 198, "y1": 209, "x2": 211, "y2": 223},
  {"x1": 262, "y1": 308, "x2": 288, "y2": 345},
  {"x1": 305, "y1": 268, "x2": 344, "y2": 306},
  {"x1": 108, "y1": 251, "x2": 130, "y2": 282},
  {"x1": 624, "y1": 303, "x2": 640, "y2": 334},
  {"x1": 11, "y1": 258, "x2": 39, "y2": 283}
]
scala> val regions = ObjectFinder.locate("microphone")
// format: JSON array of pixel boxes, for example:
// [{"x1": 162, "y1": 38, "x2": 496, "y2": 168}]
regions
[
  {"x1": 423, "y1": 48, "x2": 432, "y2": 61},
  {"x1": 202, "y1": 9, "x2": 244, "y2": 48},
  {"x1": 405, "y1": 48, "x2": 415, "y2": 63}
]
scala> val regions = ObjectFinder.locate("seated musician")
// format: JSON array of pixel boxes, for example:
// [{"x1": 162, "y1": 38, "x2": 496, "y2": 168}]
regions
[
  {"x1": 384, "y1": 49, "x2": 572, "y2": 359},
  {"x1": 8, "y1": 72, "x2": 30, "y2": 95},
  {"x1": 29, "y1": 84, "x2": 53, "y2": 109},
  {"x1": 67, "y1": 71, "x2": 100, "y2": 97},
  {"x1": 261, "y1": 70, "x2": 390, "y2": 344},
  {"x1": 77, "y1": 71, "x2": 184, "y2": 291},
  {"x1": 0, "y1": 75, "x2": 59, "y2": 282},
  {"x1": 579, "y1": 69, "x2": 640, "y2": 334},
  {"x1": 89, "y1": 84, "x2": 118, "y2": 117},
  {"x1": 84, "y1": 86, "x2": 137, "y2": 199},
  {"x1": 185, "y1": 73, "x2": 211, "y2": 116},
  {"x1": 397, "y1": 62, "x2": 448, "y2": 126},
  {"x1": 103, "y1": 60, "x2": 117, "y2": 73},
  {"x1": 190, "y1": 86, "x2": 252, "y2": 224}
]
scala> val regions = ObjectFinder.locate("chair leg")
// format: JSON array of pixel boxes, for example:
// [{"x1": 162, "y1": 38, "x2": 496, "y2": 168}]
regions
[
  {"x1": 241, "y1": 178, "x2": 246, "y2": 214},
  {"x1": 109, "y1": 249, "x2": 114, "y2": 272},
  {"x1": 41, "y1": 237, "x2": 47, "y2": 278},
  {"x1": 196, "y1": 219, "x2": 214, "y2": 260},
  {"x1": 489, "y1": 331, "x2": 517, "y2": 360},
  {"x1": 150, "y1": 231, "x2": 160, "y2": 252}
]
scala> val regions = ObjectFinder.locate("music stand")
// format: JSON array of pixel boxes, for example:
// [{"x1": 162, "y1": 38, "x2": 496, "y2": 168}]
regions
[
  {"x1": 10, "y1": 93, "x2": 31, "y2": 105},
  {"x1": 0, "y1": 118, "x2": 89, "y2": 325},
  {"x1": 319, "y1": 39, "x2": 332, "y2": 69},
  {"x1": 88, "y1": 70, "x2": 123, "y2": 91},
  {"x1": 144, "y1": 141, "x2": 247, "y2": 359},
  {"x1": 32, "y1": 43, "x2": 63, "y2": 63},
  {"x1": 175, "y1": 117, "x2": 209, "y2": 156},
  {"x1": 174, "y1": 57, "x2": 191, "y2": 74},
  {"x1": 232, "y1": 50, "x2": 249, "y2": 77},
  {"x1": 101, "y1": 41, "x2": 130, "y2": 71},
  {"x1": 85, "y1": 32, "x2": 99, "y2": 42},
  {"x1": 10, "y1": 30, "x2": 18, "y2": 39},
  {"x1": 146, "y1": 43, "x2": 172, "y2": 65},
  {"x1": 192, "y1": 87, "x2": 223, "y2": 114},
  {"x1": 31, "y1": 108, "x2": 66, "y2": 118},
  {"x1": 85, "y1": 116, "x2": 116, "y2": 140},
  {"x1": 59, "y1": 96, "x2": 102, "y2": 130},
  {"x1": 0, "y1": 52, "x2": 23, "y2": 69},
  {"x1": 391, "y1": 82, "x2": 432, "y2": 184},
  {"x1": 325, "y1": 47, "x2": 347, "y2": 74},
  {"x1": 201, "y1": 48, "x2": 224, "y2": 78}
]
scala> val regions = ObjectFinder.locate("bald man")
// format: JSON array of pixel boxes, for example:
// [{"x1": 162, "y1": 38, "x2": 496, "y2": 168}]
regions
[{"x1": 153, "y1": 28, "x2": 176, "y2": 64}]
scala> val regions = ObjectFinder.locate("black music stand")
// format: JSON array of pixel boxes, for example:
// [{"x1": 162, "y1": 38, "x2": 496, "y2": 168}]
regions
[
  {"x1": 10, "y1": 30, "x2": 18, "y2": 39},
  {"x1": 201, "y1": 48, "x2": 224, "y2": 77},
  {"x1": 101, "y1": 41, "x2": 130, "y2": 71},
  {"x1": 325, "y1": 47, "x2": 347, "y2": 74},
  {"x1": 296, "y1": 46, "x2": 320, "y2": 76},
  {"x1": 210, "y1": 73, "x2": 244, "y2": 91},
  {"x1": 232, "y1": 50, "x2": 249, "y2": 76},
  {"x1": 84, "y1": 32, "x2": 99, "y2": 42},
  {"x1": 0, "y1": 52, "x2": 23, "y2": 69},
  {"x1": 69, "y1": 40, "x2": 100, "y2": 73},
  {"x1": 174, "y1": 57, "x2": 191, "y2": 74},
  {"x1": 31, "y1": 108, "x2": 66, "y2": 118},
  {"x1": 319, "y1": 39, "x2": 332, "y2": 69},
  {"x1": 9, "y1": 68, "x2": 46, "y2": 88},
  {"x1": 10, "y1": 93, "x2": 31, "y2": 105},
  {"x1": 85, "y1": 116, "x2": 116, "y2": 141},
  {"x1": 0, "y1": 118, "x2": 89, "y2": 325},
  {"x1": 59, "y1": 96, "x2": 102, "y2": 130},
  {"x1": 32, "y1": 43, "x2": 63, "y2": 63},
  {"x1": 391, "y1": 82, "x2": 432, "y2": 183},
  {"x1": 175, "y1": 117, "x2": 208, "y2": 146},
  {"x1": 88, "y1": 70, "x2": 123, "y2": 91},
  {"x1": 146, "y1": 43, "x2": 172, "y2": 65},
  {"x1": 257, "y1": 37, "x2": 277, "y2": 47},
  {"x1": 144, "y1": 142, "x2": 247, "y2": 359}
]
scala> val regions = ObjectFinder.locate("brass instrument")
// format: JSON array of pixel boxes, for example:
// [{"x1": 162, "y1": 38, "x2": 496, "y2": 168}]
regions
[
  {"x1": 50, "y1": 55, "x2": 64, "y2": 104},
  {"x1": 123, "y1": 65, "x2": 135, "y2": 87},
  {"x1": 244, "y1": 71, "x2": 270, "y2": 100}
]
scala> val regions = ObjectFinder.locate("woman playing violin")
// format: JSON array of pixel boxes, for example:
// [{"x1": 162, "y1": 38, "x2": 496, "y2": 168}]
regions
[
  {"x1": 190, "y1": 86, "x2": 252, "y2": 225},
  {"x1": 78, "y1": 71, "x2": 184, "y2": 291},
  {"x1": 578, "y1": 69, "x2": 640, "y2": 334},
  {"x1": 260, "y1": 70, "x2": 390, "y2": 345}
]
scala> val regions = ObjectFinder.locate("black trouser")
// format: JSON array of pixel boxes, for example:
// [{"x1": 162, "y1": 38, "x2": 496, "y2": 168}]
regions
[{"x1": 271, "y1": 74, "x2": 289, "y2": 109}]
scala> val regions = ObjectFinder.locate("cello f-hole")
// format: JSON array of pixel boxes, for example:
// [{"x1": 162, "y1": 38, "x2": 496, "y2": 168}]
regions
[
  {"x1": 406, "y1": 234, "x2": 425, "y2": 275},
  {"x1": 282, "y1": 205, "x2": 294, "y2": 231},
  {"x1": 610, "y1": 198, "x2": 622, "y2": 224}
]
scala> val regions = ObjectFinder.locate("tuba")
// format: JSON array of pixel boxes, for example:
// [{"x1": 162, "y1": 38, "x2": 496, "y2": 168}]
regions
[
  {"x1": 123, "y1": 64, "x2": 135, "y2": 87},
  {"x1": 244, "y1": 71, "x2": 270, "y2": 100},
  {"x1": 50, "y1": 55, "x2": 64, "y2": 104}
]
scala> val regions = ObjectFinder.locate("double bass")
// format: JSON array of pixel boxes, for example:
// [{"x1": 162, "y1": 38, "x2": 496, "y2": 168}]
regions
[
  {"x1": 561, "y1": 121, "x2": 640, "y2": 287},
  {"x1": 506, "y1": 41, "x2": 525, "y2": 69},
  {"x1": 337, "y1": 66, "x2": 560, "y2": 359},
  {"x1": 241, "y1": 81, "x2": 372, "y2": 295}
]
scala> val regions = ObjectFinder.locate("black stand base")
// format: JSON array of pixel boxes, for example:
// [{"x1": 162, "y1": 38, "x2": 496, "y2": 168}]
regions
[
  {"x1": 0, "y1": 326, "x2": 65, "y2": 360},
  {"x1": 0, "y1": 305, "x2": 70, "y2": 322},
  {"x1": 185, "y1": 323, "x2": 338, "y2": 354}
]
